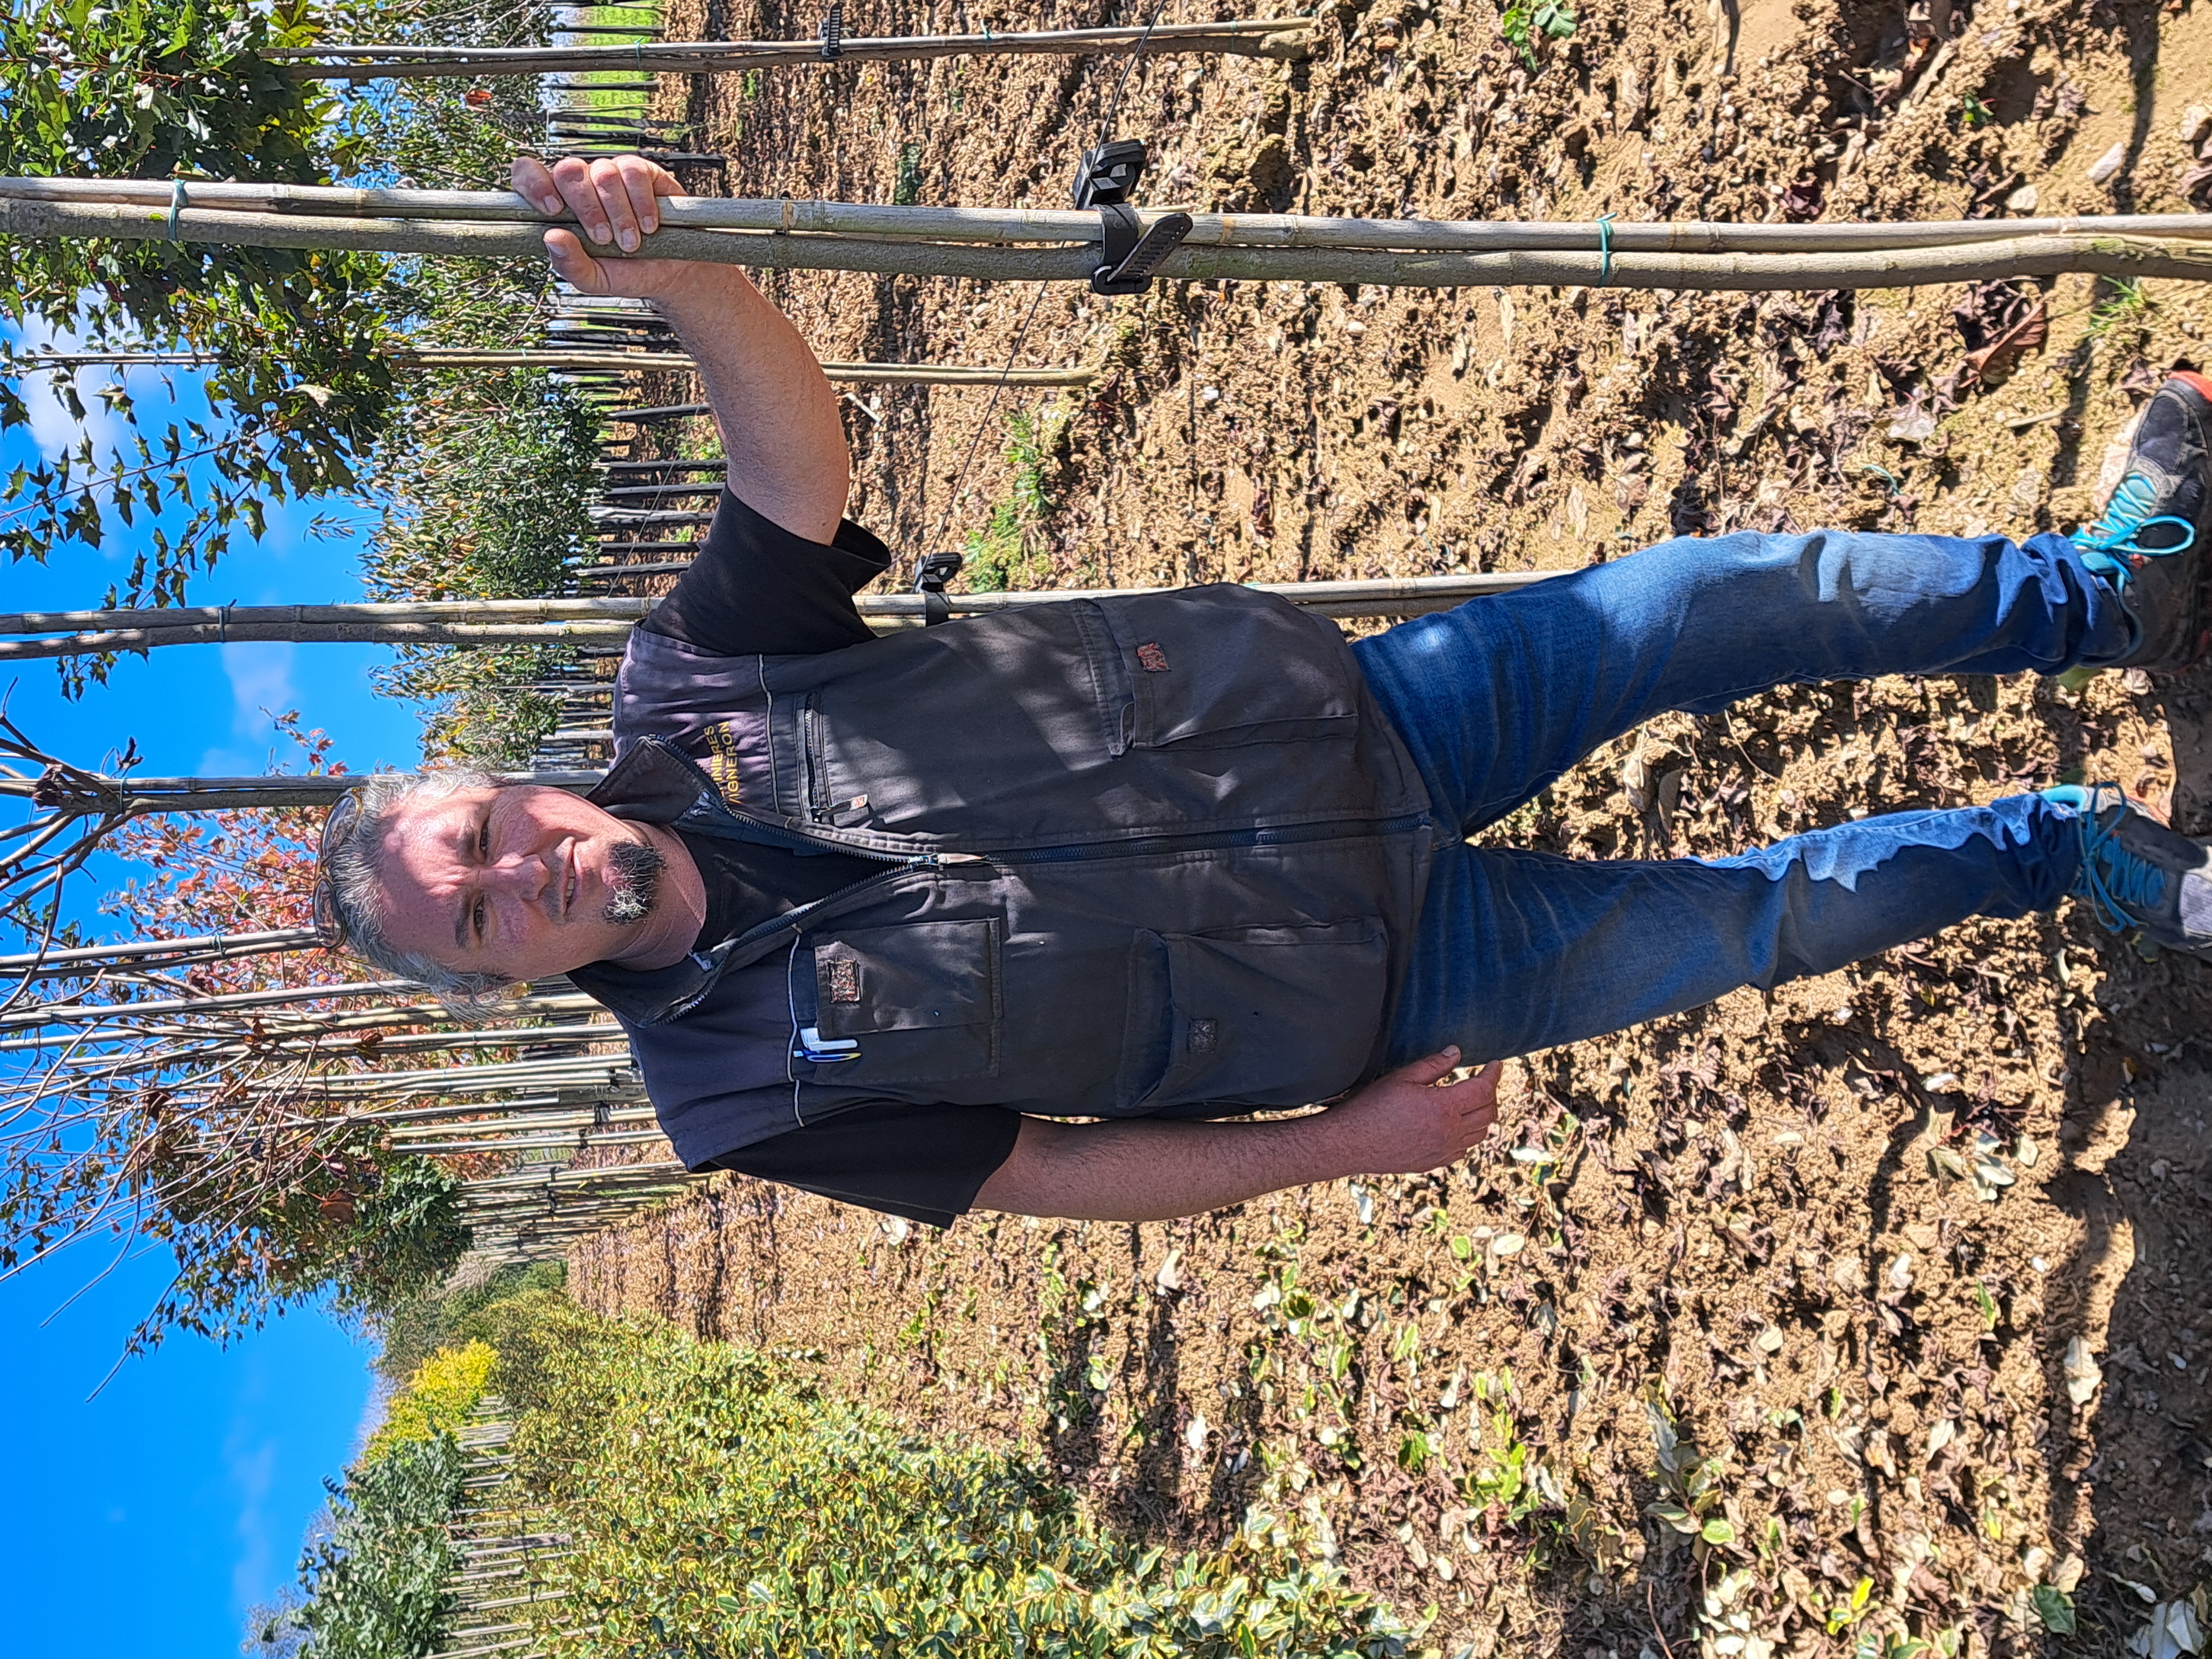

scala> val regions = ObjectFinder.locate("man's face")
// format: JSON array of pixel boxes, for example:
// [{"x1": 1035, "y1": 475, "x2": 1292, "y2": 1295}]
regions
[{"x1": 372, "y1": 785, "x2": 667, "y2": 983}]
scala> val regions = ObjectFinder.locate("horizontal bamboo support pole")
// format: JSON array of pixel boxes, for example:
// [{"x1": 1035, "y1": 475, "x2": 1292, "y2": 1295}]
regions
[
  {"x1": 0, "y1": 926, "x2": 319, "y2": 976},
  {"x1": 8, "y1": 348, "x2": 1092, "y2": 385},
  {"x1": 264, "y1": 19, "x2": 1313, "y2": 77},
  {"x1": 11, "y1": 176, "x2": 2212, "y2": 257},
  {"x1": 0, "y1": 575, "x2": 1557, "y2": 661},
  {"x1": 0, "y1": 770, "x2": 603, "y2": 814},
  {"x1": 0, "y1": 978, "x2": 423, "y2": 1032},
  {"x1": 9, "y1": 194, "x2": 2211, "y2": 293}
]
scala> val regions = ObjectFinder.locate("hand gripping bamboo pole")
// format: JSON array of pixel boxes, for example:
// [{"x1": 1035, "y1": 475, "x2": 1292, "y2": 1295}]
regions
[{"x1": 4, "y1": 186, "x2": 2209, "y2": 290}]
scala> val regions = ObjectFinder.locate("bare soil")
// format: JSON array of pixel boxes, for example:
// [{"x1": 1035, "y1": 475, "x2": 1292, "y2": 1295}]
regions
[{"x1": 580, "y1": 0, "x2": 2212, "y2": 1652}]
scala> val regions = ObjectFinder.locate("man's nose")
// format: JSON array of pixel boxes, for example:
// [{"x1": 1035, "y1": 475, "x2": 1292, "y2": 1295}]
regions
[{"x1": 483, "y1": 851, "x2": 551, "y2": 901}]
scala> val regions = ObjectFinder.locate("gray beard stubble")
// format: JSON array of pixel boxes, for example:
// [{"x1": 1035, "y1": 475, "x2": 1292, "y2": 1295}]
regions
[{"x1": 603, "y1": 838, "x2": 664, "y2": 926}]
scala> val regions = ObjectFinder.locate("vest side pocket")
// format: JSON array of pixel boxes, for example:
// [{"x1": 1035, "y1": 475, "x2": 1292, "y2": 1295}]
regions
[
  {"x1": 1116, "y1": 919, "x2": 1389, "y2": 1114},
  {"x1": 801, "y1": 918, "x2": 1003, "y2": 1083}
]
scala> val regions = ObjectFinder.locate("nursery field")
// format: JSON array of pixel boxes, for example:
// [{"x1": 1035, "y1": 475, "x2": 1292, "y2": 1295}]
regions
[{"x1": 566, "y1": 0, "x2": 2212, "y2": 1653}]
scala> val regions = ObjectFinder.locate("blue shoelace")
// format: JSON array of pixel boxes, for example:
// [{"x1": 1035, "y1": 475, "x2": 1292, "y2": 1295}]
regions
[
  {"x1": 2073, "y1": 472, "x2": 2197, "y2": 589},
  {"x1": 2057, "y1": 783, "x2": 2168, "y2": 932}
]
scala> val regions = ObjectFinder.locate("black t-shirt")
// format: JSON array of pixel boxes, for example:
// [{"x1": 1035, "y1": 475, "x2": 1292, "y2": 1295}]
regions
[{"x1": 633, "y1": 490, "x2": 1023, "y2": 1227}]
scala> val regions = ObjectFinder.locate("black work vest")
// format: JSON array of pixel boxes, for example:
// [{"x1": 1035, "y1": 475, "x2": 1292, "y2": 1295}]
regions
[{"x1": 571, "y1": 586, "x2": 1436, "y2": 1166}]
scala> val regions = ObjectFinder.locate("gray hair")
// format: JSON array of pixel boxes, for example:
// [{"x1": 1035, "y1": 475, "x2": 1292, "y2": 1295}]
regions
[{"x1": 323, "y1": 769, "x2": 516, "y2": 1007}]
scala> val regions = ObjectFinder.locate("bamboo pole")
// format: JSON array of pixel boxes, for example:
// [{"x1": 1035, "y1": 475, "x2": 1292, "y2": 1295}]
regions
[
  {"x1": 0, "y1": 767, "x2": 602, "y2": 812},
  {"x1": 0, "y1": 977, "x2": 425, "y2": 1032},
  {"x1": 10, "y1": 348, "x2": 1094, "y2": 386},
  {"x1": 0, "y1": 927, "x2": 321, "y2": 979},
  {"x1": 0, "y1": 574, "x2": 1594, "y2": 664},
  {"x1": 262, "y1": 18, "x2": 1314, "y2": 77},
  {"x1": 11, "y1": 190, "x2": 2209, "y2": 289},
  {"x1": 11, "y1": 175, "x2": 2212, "y2": 258}
]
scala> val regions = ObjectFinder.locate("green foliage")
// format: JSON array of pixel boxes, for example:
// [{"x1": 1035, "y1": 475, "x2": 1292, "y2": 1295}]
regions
[
  {"x1": 894, "y1": 141, "x2": 924, "y2": 206},
  {"x1": 144, "y1": 1152, "x2": 472, "y2": 1350},
  {"x1": 962, "y1": 402, "x2": 1071, "y2": 593},
  {"x1": 0, "y1": 0, "x2": 403, "y2": 625},
  {"x1": 292, "y1": 1433, "x2": 466, "y2": 1659},
  {"x1": 506, "y1": 1308, "x2": 1419, "y2": 1656},
  {"x1": 365, "y1": 1341, "x2": 496, "y2": 1463},
  {"x1": 1499, "y1": 0, "x2": 1576, "y2": 67},
  {"x1": 373, "y1": 1259, "x2": 566, "y2": 1383},
  {"x1": 363, "y1": 369, "x2": 601, "y2": 763},
  {"x1": 2030, "y1": 1583, "x2": 2077, "y2": 1635},
  {"x1": 366, "y1": 371, "x2": 600, "y2": 601}
]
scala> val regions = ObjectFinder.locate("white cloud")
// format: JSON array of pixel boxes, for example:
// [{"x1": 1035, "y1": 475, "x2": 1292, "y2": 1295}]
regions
[
  {"x1": 221, "y1": 640, "x2": 301, "y2": 736},
  {"x1": 7, "y1": 317, "x2": 136, "y2": 462},
  {"x1": 192, "y1": 642, "x2": 300, "y2": 775},
  {"x1": 225, "y1": 1426, "x2": 279, "y2": 1620}
]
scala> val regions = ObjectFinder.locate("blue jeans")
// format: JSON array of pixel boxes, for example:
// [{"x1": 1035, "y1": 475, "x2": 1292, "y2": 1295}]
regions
[{"x1": 1352, "y1": 528, "x2": 2136, "y2": 1064}]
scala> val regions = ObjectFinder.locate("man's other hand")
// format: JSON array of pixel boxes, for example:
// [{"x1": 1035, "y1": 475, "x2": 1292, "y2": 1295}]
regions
[
  {"x1": 512, "y1": 154, "x2": 692, "y2": 299},
  {"x1": 973, "y1": 1048, "x2": 1503, "y2": 1222},
  {"x1": 1325, "y1": 1047, "x2": 1502, "y2": 1175}
]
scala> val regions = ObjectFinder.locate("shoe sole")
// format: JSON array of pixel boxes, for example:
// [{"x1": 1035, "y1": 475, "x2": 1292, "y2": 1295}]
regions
[{"x1": 2156, "y1": 370, "x2": 2212, "y2": 669}]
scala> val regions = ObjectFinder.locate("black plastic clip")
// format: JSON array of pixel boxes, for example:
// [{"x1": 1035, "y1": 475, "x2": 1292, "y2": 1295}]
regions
[
  {"x1": 1072, "y1": 139, "x2": 1149, "y2": 209},
  {"x1": 818, "y1": 0, "x2": 843, "y2": 59},
  {"x1": 1090, "y1": 206, "x2": 1193, "y2": 295},
  {"x1": 914, "y1": 551, "x2": 962, "y2": 627},
  {"x1": 1070, "y1": 138, "x2": 1191, "y2": 296}
]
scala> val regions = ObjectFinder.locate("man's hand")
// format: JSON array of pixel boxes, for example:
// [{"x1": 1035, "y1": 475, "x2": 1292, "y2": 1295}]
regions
[
  {"x1": 973, "y1": 1049, "x2": 1504, "y2": 1222},
  {"x1": 512, "y1": 155, "x2": 695, "y2": 300},
  {"x1": 510, "y1": 153, "x2": 851, "y2": 542},
  {"x1": 1313, "y1": 1047, "x2": 1502, "y2": 1174}
]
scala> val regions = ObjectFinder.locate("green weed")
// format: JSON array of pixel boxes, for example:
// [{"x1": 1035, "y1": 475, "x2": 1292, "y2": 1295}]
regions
[
  {"x1": 962, "y1": 403, "x2": 1072, "y2": 591},
  {"x1": 893, "y1": 140, "x2": 922, "y2": 205},
  {"x1": 1500, "y1": 0, "x2": 1576, "y2": 67},
  {"x1": 2087, "y1": 278, "x2": 2155, "y2": 340}
]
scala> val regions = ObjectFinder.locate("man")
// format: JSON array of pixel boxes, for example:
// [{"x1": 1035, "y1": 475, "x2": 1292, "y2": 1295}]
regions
[{"x1": 318, "y1": 155, "x2": 2212, "y2": 1228}]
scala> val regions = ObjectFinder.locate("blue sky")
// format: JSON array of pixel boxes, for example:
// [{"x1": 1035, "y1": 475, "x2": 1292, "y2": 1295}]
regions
[{"x1": 1, "y1": 343, "x2": 428, "y2": 1655}]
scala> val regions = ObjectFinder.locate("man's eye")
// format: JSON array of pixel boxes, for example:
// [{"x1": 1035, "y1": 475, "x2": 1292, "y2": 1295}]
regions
[
  {"x1": 473, "y1": 897, "x2": 487, "y2": 941},
  {"x1": 477, "y1": 818, "x2": 491, "y2": 858}
]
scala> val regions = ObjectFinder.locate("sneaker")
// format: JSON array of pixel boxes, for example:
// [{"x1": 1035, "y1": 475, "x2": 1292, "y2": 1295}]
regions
[
  {"x1": 2045, "y1": 783, "x2": 2212, "y2": 959},
  {"x1": 2071, "y1": 371, "x2": 2212, "y2": 670}
]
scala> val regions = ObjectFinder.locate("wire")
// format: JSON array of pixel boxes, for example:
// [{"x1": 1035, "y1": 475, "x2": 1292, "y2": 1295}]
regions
[
  {"x1": 930, "y1": 0, "x2": 1176, "y2": 545},
  {"x1": 1098, "y1": 0, "x2": 1176, "y2": 148},
  {"x1": 931, "y1": 283, "x2": 1051, "y2": 544}
]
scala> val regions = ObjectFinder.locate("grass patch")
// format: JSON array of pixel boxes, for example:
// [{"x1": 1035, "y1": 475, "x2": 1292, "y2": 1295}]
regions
[
  {"x1": 962, "y1": 402, "x2": 1072, "y2": 592},
  {"x1": 2086, "y1": 277, "x2": 2155, "y2": 341}
]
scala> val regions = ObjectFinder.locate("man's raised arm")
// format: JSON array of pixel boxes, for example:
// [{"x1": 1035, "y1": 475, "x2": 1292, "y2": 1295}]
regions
[
  {"x1": 972, "y1": 1051, "x2": 1504, "y2": 1222},
  {"x1": 515, "y1": 154, "x2": 851, "y2": 544}
]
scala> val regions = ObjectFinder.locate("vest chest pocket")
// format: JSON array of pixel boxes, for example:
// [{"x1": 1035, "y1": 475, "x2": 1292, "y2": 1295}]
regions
[
  {"x1": 803, "y1": 918, "x2": 1002, "y2": 1083},
  {"x1": 1099, "y1": 589, "x2": 1359, "y2": 751},
  {"x1": 1117, "y1": 919, "x2": 1388, "y2": 1113}
]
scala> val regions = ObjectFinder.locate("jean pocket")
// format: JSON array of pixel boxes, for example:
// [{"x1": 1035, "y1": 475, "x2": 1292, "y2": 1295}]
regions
[
  {"x1": 1099, "y1": 589, "x2": 1359, "y2": 749},
  {"x1": 805, "y1": 918, "x2": 1001, "y2": 1083},
  {"x1": 1117, "y1": 919, "x2": 1389, "y2": 1112}
]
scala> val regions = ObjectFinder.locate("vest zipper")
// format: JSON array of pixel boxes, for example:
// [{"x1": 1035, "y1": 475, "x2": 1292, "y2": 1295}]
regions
[
  {"x1": 799, "y1": 696, "x2": 830, "y2": 822},
  {"x1": 977, "y1": 812, "x2": 1433, "y2": 865}
]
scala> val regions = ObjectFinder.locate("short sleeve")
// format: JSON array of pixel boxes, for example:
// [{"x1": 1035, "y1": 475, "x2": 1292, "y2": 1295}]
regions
[
  {"x1": 703, "y1": 1101, "x2": 1022, "y2": 1228},
  {"x1": 640, "y1": 489, "x2": 895, "y2": 658}
]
